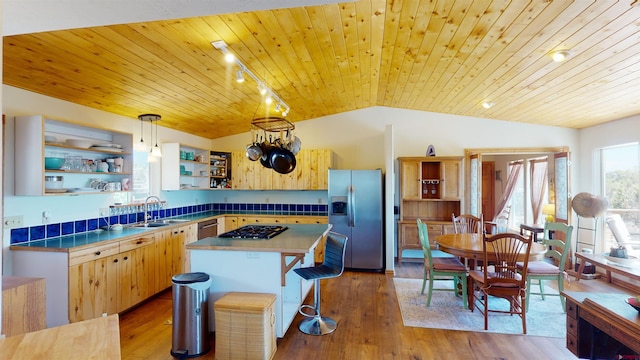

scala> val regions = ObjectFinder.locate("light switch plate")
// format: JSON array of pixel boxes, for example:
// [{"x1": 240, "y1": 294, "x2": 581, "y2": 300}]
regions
[{"x1": 4, "y1": 215, "x2": 24, "y2": 229}]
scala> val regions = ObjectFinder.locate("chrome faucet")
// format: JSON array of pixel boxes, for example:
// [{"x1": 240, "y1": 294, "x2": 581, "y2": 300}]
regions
[{"x1": 144, "y1": 195, "x2": 162, "y2": 224}]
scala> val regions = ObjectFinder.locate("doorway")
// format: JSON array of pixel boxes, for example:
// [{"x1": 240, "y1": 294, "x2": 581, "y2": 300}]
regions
[
  {"x1": 482, "y1": 161, "x2": 495, "y2": 221},
  {"x1": 465, "y1": 147, "x2": 570, "y2": 224}
]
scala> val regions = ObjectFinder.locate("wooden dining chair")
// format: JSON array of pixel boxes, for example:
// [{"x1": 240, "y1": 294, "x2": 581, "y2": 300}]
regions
[
  {"x1": 468, "y1": 232, "x2": 533, "y2": 333},
  {"x1": 516, "y1": 222, "x2": 573, "y2": 312},
  {"x1": 417, "y1": 219, "x2": 468, "y2": 309},
  {"x1": 452, "y1": 213, "x2": 483, "y2": 234}
]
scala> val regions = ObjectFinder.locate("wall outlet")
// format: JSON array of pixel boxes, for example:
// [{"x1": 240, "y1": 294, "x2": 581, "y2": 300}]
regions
[
  {"x1": 4, "y1": 215, "x2": 24, "y2": 229},
  {"x1": 99, "y1": 208, "x2": 109, "y2": 217}
]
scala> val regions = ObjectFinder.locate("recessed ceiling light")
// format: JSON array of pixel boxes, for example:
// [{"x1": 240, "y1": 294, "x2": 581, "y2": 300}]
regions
[
  {"x1": 482, "y1": 102, "x2": 495, "y2": 109},
  {"x1": 550, "y1": 50, "x2": 571, "y2": 62}
]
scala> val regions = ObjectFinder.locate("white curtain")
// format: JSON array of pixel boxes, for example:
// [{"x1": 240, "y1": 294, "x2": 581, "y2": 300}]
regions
[
  {"x1": 529, "y1": 158, "x2": 548, "y2": 224},
  {"x1": 494, "y1": 160, "x2": 522, "y2": 221}
]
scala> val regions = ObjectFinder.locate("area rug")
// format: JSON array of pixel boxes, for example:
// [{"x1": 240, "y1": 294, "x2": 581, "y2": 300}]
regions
[{"x1": 393, "y1": 278, "x2": 566, "y2": 338}]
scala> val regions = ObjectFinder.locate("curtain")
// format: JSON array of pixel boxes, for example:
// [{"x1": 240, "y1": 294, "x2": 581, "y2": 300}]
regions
[
  {"x1": 494, "y1": 160, "x2": 523, "y2": 221},
  {"x1": 529, "y1": 158, "x2": 548, "y2": 224}
]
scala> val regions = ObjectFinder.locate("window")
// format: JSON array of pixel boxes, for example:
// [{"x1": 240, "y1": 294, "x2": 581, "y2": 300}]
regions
[
  {"x1": 131, "y1": 150, "x2": 151, "y2": 201},
  {"x1": 602, "y1": 143, "x2": 640, "y2": 249}
]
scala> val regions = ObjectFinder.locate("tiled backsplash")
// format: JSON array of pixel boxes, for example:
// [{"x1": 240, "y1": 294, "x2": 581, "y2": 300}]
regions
[{"x1": 10, "y1": 202, "x2": 328, "y2": 244}]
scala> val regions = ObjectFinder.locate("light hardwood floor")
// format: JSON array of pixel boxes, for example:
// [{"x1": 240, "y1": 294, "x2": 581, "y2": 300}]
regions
[{"x1": 119, "y1": 261, "x2": 631, "y2": 360}]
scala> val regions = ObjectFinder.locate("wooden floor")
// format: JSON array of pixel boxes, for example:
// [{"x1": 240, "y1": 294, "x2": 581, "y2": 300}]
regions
[{"x1": 119, "y1": 261, "x2": 631, "y2": 360}]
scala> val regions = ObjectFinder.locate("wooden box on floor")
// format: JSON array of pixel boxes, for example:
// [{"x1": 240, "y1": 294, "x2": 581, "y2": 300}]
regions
[
  {"x1": 214, "y1": 292, "x2": 277, "y2": 360},
  {"x1": 2, "y1": 276, "x2": 46, "y2": 336}
]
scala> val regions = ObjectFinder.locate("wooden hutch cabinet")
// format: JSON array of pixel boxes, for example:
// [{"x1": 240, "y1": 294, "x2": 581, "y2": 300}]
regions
[{"x1": 397, "y1": 156, "x2": 463, "y2": 264}]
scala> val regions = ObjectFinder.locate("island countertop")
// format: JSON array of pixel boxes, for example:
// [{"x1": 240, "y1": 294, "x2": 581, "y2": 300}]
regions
[{"x1": 187, "y1": 223, "x2": 332, "y2": 253}]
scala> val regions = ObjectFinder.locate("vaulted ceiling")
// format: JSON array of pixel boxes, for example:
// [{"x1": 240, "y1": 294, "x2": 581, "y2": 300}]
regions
[{"x1": 3, "y1": 0, "x2": 640, "y2": 139}]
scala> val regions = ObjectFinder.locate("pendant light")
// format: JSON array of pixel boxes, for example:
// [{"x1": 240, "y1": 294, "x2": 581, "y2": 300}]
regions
[
  {"x1": 137, "y1": 114, "x2": 161, "y2": 158},
  {"x1": 135, "y1": 114, "x2": 148, "y2": 151},
  {"x1": 151, "y1": 116, "x2": 162, "y2": 157}
]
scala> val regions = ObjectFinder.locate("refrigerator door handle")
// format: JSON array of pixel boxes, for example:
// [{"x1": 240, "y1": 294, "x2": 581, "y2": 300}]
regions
[{"x1": 348, "y1": 185, "x2": 356, "y2": 227}]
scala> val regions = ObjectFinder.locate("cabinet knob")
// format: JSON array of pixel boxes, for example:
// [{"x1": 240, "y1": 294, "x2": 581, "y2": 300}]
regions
[
  {"x1": 95, "y1": 251, "x2": 101, "y2": 256},
  {"x1": 123, "y1": 256, "x2": 128, "y2": 260},
  {"x1": 136, "y1": 240, "x2": 143, "y2": 244},
  {"x1": 113, "y1": 259, "x2": 118, "y2": 263}
]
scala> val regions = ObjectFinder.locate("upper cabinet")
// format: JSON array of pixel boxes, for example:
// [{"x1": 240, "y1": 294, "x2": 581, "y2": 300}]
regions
[
  {"x1": 231, "y1": 149, "x2": 333, "y2": 190},
  {"x1": 398, "y1": 156, "x2": 463, "y2": 221},
  {"x1": 161, "y1": 143, "x2": 210, "y2": 190},
  {"x1": 14, "y1": 115, "x2": 134, "y2": 196}
]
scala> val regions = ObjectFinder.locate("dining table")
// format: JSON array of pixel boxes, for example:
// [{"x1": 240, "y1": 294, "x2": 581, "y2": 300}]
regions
[{"x1": 434, "y1": 232, "x2": 547, "y2": 307}]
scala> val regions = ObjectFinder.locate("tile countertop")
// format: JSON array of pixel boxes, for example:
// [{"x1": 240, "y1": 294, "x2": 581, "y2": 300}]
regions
[{"x1": 9, "y1": 211, "x2": 227, "y2": 251}]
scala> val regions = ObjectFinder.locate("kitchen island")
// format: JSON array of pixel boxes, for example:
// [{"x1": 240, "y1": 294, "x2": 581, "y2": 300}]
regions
[{"x1": 187, "y1": 223, "x2": 331, "y2": 338}]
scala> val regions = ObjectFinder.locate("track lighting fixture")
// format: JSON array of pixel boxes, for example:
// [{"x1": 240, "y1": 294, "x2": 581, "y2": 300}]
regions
[
  {"x1": 212, "y1": 40, "x2": 291, "y2": 117},
  {"x1": 236, "y1": 70, "x2": 245, "y2": 83}
]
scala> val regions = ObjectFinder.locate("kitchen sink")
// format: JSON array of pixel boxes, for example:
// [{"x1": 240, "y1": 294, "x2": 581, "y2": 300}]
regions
[
  {"x1": 132, "y1": 222, "x2": 171, "y2": 228},
  {"x1": 131, "y1": 219, "x2": 191, "y2": 228}
]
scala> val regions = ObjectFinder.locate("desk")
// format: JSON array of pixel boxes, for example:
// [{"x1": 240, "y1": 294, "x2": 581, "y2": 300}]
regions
[
  {"x1": 435, "y1": 233, "x2": 546, "y2": 307},
  {"x1": 520, "y1": 224, "x2": 544, "y2": 242},
  {"x1": 574, "y1": 252, "x2": 640, "y2": 283},
  {"x1": 562, "y1": 291, "x2": 640, "y2": 358}
]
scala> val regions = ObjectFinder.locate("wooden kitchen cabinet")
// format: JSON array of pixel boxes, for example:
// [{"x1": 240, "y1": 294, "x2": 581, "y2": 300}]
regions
[
  {"x1": 118, "y1": 236, "x2": 156, "y2": 310},
  {"x1": 231, "y1": 149, "x2": 333, "y2": 190},
  {"x1": 14, "y1": 115, "x2": 134, "y2": 196},
  {"x1": 397, "y1": 156, "x2": 463, "y2": 264},
  {"x1": 68, "y1": 235, "x2": 155, "y2": 323},
  {"x1": 171, "y1": 224, "x2": 198, "y2": 275},
  {"x1": 161, "y1": 143, "x2": 210, "y2": 190},
  {"x1": 222, "y1": 216, "x2": 238, "y2": 232},
  {"x1": 154, "y1": 229, "x2": 174, "y2": 292},
  {"x1": 68, "y1": 253, "x2": 118, "y2": 323},
  {"x1": 238, "y1": 216, "x2": 282, "y2": 227}
]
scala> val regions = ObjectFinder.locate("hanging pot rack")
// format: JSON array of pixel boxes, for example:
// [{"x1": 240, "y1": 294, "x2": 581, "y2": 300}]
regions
[{"x1": 251, "y1": 117, "x2": 295, "y2": 132}]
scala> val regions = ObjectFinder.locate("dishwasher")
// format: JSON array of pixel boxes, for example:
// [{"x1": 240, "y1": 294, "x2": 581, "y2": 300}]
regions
[{"x1": 197, "y1": 219, "x2": 218, "y2": 239}]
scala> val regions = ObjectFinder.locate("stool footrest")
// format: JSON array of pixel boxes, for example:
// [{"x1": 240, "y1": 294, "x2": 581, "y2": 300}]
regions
[{"x1": 299, "y1": 304, "x2": 317, "y2": 318}]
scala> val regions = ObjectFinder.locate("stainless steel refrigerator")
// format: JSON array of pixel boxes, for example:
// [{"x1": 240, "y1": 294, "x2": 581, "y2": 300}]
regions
[{"x1": 328, "y1": 169, "x2": 384, "y2": 271}]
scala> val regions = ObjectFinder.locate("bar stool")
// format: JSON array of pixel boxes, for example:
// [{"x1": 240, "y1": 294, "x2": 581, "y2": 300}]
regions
[{"x1": 293, "y1": 231, "x2": 348, "y2": 335}]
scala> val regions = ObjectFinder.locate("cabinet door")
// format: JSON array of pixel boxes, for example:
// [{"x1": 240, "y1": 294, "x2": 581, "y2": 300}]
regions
[
  {"x1": 441, "y1": 160, "x2": 461, "y2": 199},
  {"x1": 183, "y1": 224, "x2": 198, "y2": 273},
  {"x1": 171, "y1": 227, "x2": 188, "y2": 276},
  {"x1": 154, "y1": 229, "x2": 174, "y2": 292},
  {"x1": 68, "y1": 256, "x2": 118, "y2": 323},
  {"x1": 288, "y1": 216, "x2": 328, "y2": 224},
  {"x1": 400, "y1": 160, "x2": 421, "y2": 199},
  {"x1": 121, "y1": 243, "x2": 156, "y2": 310},
  {"x1": 224, "y1": 216, "x2": 238, "y2": 232},
  {"x1": 172, "y1": 224, "x2": 198, "y2": 275}
]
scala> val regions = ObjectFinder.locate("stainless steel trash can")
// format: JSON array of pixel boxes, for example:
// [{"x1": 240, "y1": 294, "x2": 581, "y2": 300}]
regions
[{"x1": 171, "y1": 272, "x2": 212, "y2": 358}]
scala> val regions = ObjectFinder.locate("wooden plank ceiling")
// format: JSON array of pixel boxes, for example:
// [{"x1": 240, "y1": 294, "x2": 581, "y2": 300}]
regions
[{"x1": 3, "y1": 0, "x2": 640, "y2": 139}]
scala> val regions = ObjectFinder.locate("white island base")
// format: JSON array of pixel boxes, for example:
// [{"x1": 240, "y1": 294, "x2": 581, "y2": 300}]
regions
[{"x1": 188, "y1": 224, "x2": 330, "y2": 338}]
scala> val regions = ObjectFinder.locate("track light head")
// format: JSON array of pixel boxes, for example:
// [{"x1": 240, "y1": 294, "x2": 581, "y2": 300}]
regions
[{"x1": 236, "y1": 70, "x2": 245, "y2": 83}]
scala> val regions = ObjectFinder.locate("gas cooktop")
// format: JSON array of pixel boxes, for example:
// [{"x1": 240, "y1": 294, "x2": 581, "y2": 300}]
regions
[{"x1": 218, "y1": 225, "x2": 289, "y2": 239}]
